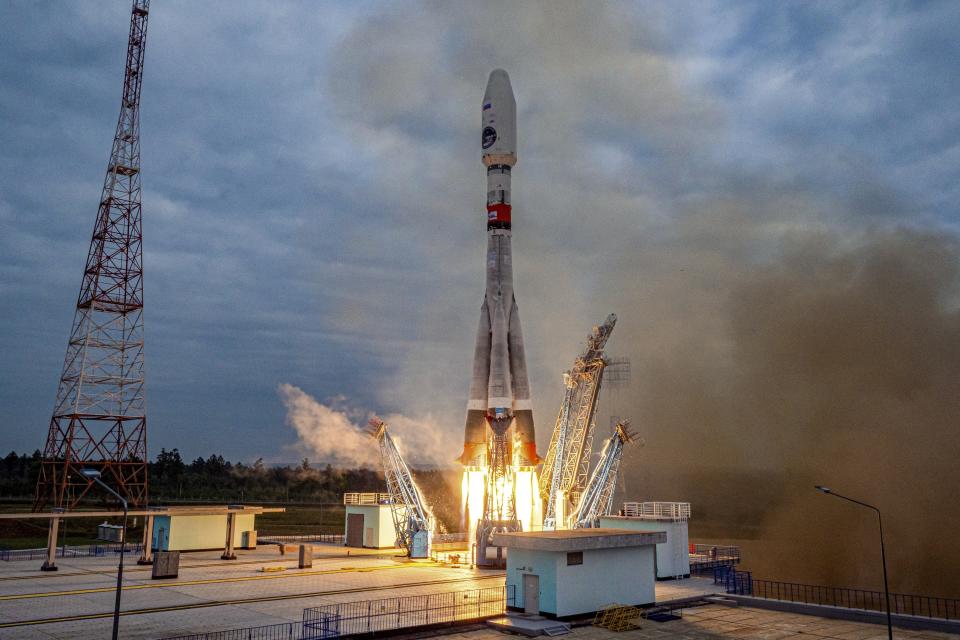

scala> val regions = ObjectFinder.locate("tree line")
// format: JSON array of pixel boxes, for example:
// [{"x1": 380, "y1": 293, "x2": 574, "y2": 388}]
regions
[{"x1": 0, "y1": 449, "x2": 384, "y2": 504}]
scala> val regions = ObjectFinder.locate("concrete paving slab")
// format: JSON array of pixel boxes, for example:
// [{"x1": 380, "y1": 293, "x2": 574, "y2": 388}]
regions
[{"x1": 2, "y1": 547, "x2": 955, "y2": 640}]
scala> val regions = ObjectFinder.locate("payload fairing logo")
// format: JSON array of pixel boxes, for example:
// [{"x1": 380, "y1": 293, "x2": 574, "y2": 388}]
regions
[{"x1": 482, "y1": 126, "x2": 497, "y2": 149}]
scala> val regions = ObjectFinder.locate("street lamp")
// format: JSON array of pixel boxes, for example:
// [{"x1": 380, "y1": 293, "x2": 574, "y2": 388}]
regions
[
  {"x1": 814, "y1": 485, "x2": 893, "y2": 640},
  {"x1": 81, "y1": 469, "x2": 127, "y2": 640}
]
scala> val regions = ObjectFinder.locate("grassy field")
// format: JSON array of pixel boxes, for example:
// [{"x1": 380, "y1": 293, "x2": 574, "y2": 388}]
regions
[
  {"x1": 0, "y1": 500, "x2": 354, "y2": 549},
  {"x1": 255, "y1": 505, "x2": 345, "y2": 535},
  {"x1": 0, "y1": 503, "x2": 146, "y2": 549}
]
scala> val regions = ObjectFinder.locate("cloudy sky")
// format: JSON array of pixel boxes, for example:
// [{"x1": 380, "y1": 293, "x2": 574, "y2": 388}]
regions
[{"x1": 1, "y1": 1, "x2": 958, "y2": 471}]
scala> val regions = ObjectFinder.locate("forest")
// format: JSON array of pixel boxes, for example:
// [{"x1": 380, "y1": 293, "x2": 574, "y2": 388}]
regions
[
  {"x1": 0, "y1": 449, "x2": 383, "y2": 504},
  {"x1": 0, "y1": 449, "x2": 462, "y2": 532}
]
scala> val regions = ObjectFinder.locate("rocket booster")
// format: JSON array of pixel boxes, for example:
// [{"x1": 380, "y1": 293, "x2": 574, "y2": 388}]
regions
[{"x1": 460, "y1": 69, "x2": 539, "y2": 468}]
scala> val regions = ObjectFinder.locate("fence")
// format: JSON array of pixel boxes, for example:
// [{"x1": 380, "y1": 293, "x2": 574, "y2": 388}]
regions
[
  {"x1": 713, "y1": 566, "x2": 753, "y2": 595},
  {"x1": 622, "y1": 501, "x2": 691, "y2": 521},
  {"x1": 751, "y1": 579, "x2": 960, "y2": 621},
  {"x1": 163, "y1": 622, "x2": 304, "y2": 640},
  {"x1": 302, "y1": 585, "x2": 513, "y2": 638},
  {"x1": 342, "y1": 493, "x2": 390, "y2": 505},
  {"x1": 258, "y1": 534, "x2": 345, "y2": 546},
  {"x1": 0, "y1": 542, "x2": 143, "y2": 562},
  {"x1": 689, "y1": 543, "x2": 740, "y2": 573},
  {"x1": 430, "y1": 548, "x2": 469, "y2": 565},
  {"x1": 257, "y1": 532, "x2": 463, "y2": 551},
  {"x1": 432, "y1": 532, "x2": 467, "y2": 543},
  {"x1": 162, "y1": 585, "x2": 514, "y2": 640}
]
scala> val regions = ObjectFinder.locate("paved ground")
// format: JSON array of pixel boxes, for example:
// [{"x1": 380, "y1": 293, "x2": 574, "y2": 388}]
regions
[
  {"x1": 460, "y1": 605, "x2": 960, "y2": 640},
  {"x1": 12, "y1": 545, "x2": 937, "y2": 640},
  {"x1": 0, "y1": 543, "x2": 501, "y2": 639},
  {"x1": 0, "y1": 543, "x2": 725, "y2": 639}
]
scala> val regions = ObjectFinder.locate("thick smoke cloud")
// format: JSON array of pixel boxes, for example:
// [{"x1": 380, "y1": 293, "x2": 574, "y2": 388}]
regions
[
  {"x1": 624, "y1": 228, "x2": 960, "y2": 595},
  {"x1": 279, "y1": 383, "x2": 459, "y2": 468}
]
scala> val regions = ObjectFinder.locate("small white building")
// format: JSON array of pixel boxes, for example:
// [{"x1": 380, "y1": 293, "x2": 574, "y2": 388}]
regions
[
  {"x1": 343, "y1": 493, "x2": 397, "y2": 549},
  {"x1": 600, "y1": 501, "x2": 691, "y2": 580},
  {"x1": 493, "y1": 528, "x2": 665, "y2": 619},
  {"x1": 151, "y1": 511, "x2": 258, "y2": 552}
]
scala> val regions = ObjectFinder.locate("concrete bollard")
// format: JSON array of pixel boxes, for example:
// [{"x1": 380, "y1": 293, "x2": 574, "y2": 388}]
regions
[{"x1": 298, "y1": 544, "x2": 313, "y2": 569}]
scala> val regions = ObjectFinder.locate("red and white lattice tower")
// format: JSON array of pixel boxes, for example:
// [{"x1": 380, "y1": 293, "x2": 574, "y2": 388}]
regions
[{"x1": 34, "y1": 0, "x2": 151, "y2": 511}]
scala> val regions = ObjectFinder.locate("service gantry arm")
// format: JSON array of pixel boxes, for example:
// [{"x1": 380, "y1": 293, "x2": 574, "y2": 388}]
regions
[
  {"x1": 571, "y1": 420, "x2": 636, "y2": 529},
  {"x1": 539, "y1": 313, "x2": 617, "y2": 530},
  {"x1": 368, "y1": 417, "x2": 433, "y2": 554}
]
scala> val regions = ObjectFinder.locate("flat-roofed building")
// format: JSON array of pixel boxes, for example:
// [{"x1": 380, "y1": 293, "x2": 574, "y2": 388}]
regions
[
  {"x1": 343, "y1": 492, "x2": 397, "y2": 549},
  {"x1": 601, "y1": 501, "x2": 691, "y2": 579},
  {"x1": 493, "y1": 528, "x2": 665, "y2": 619}
]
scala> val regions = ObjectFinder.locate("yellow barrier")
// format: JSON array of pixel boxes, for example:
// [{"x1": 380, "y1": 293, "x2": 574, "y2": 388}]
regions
[{"x1": 593, "y1": 603, "x2": 641, "y2": 632}]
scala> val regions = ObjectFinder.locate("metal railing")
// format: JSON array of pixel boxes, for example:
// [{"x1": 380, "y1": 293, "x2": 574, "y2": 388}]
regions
[
  {"x1": 751, "y1": 579, "x2": 960, "y2": 621},
  {"x1": 258, "y1": 532, "x2": 462, "y2": 547},
  {"x1": 689, "y1": 543, "x2": 740, "y2": 573},
  {"x1": 0, "y1": 542, "x2": 143, "y2": 562},
  {"x1": 161, "y1": 585, "x2": 514, "y2": 640},
  {"x1": 258, "y1": 534, "x2": 345, "y2": 545},
  {"x1": 342, "y1": 493, "x2": 390, "y2": 505},
  {"x1": 302, "y1": 585, "x2": 513, "y2": 638},
  {"x1": 163, "y1": 622, "x2": 304, "y2": 640},
  {"x1": 714, "y1": 566, "x2": 753, "y2": 595},
  {"x1": 432, "y1": 532, "x2": 467, "y2": 543},
  {"x1": 622, "y1": 501, "x2": 691, "y2": 521},
  {"x1": 430, "y1": 548, "x2": 469, "y2": 565}
]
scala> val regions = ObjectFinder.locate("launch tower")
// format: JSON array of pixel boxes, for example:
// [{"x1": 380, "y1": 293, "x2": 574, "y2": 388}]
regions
[{"x1": 34, "y1": 0, "x2": 151, "y2": 511}]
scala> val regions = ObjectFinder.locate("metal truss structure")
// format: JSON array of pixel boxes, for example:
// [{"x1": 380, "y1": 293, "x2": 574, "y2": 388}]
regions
[
  {"x1": 368, "y1": 418, "x2": 433, "y2": 556},
  {"x1": 571, "y1": 420, "x2": 636, "y2": 528},
  {"x1": 475, "y1": 417, "x2": 522, "y2": 566},
  {"x1": 34, "y1": 0, "x2": 151, "y2": 511},
  {"x1": 539, "y1": 314, "x2": 617, "y2": 530}
]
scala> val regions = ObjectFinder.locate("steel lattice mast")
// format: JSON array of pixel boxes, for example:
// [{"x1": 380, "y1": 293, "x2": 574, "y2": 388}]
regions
[
  {"x1": 34, "y1": 0, "x2": 151, "y2": 511},
  {"x1": 539, "y1": 313, "x2": 617, "y2": 530},
  {"x1": 368, "y1": 418, "x2": 434, "y2": 557},
  {"x1": 571, "y1": 421, "x2": 636, "y2": 529}
]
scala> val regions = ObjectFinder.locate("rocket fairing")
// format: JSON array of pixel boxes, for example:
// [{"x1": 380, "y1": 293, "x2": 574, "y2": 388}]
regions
[{"x1": 460, "y1": 69, "x2": 539, "y2": 469}]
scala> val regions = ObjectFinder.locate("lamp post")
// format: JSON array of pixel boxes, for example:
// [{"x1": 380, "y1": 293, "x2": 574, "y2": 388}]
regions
[
  {"x1": 81, "y1": 469, "x2": 127, "y2": 640},
  {"x1": 814, "y1": 485, "x2": 892, "y2": 640}
]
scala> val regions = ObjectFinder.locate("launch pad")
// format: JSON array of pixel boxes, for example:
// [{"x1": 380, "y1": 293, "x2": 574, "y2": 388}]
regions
[{"x1": 0, "y1": 540, "x2": 504, "y2": 638}]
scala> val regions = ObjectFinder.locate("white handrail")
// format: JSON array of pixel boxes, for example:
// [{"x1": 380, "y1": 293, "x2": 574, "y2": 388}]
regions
[
  {"x1": 343, "y1": 492, "x2": 391, "y2": 505},
  {"x1": 621, "y1": 501, "x2": 691, "y2": 521}
]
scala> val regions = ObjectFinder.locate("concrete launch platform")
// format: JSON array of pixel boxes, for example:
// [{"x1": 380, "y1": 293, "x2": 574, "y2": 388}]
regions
[
  {"x1": 0, "y1": 542, "x2": 727, "y2": 639},
  {"x1": 1, "y1": 542, "x2": 951, "y2": 640},
  {"x1": 0, "y1": 542, "x2": 494, "y2": 639}
]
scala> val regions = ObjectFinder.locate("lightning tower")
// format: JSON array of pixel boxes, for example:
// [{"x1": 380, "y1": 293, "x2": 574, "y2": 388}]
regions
[{"x1": 34, "y1": 0, "x2": 151, "y2": 511}]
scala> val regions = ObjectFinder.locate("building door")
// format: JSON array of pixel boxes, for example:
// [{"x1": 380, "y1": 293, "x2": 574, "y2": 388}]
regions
[
  {"x1": 346, "y1": 514, "x2": 364, "y2": 547},
  {"x1": 522, "y1": 574, "x2": 540, "y2": 615}
]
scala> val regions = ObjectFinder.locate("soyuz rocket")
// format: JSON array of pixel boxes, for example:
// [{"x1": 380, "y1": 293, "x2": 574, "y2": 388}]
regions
[{"x1": 460, "y1": 69, "x2": 539, "y2": 469}]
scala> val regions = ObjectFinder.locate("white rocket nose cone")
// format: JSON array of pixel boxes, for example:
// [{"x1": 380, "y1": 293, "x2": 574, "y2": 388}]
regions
[
  {"x1": 482, "y1": 69, "x2": 517, "y2": 165},
  {"x1": 484, "y1": 69, "x2": 514, "y2": 104}
]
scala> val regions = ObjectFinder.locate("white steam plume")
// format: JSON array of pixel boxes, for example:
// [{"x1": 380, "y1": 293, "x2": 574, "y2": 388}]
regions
[{"x1": 278, "y1": 383, "x2": 459, "y2": 468}]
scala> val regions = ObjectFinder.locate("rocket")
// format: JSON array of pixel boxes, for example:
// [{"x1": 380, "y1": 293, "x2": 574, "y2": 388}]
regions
[{"x1": 460, "y1": 69, "x2": 539, "y2": 468}]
